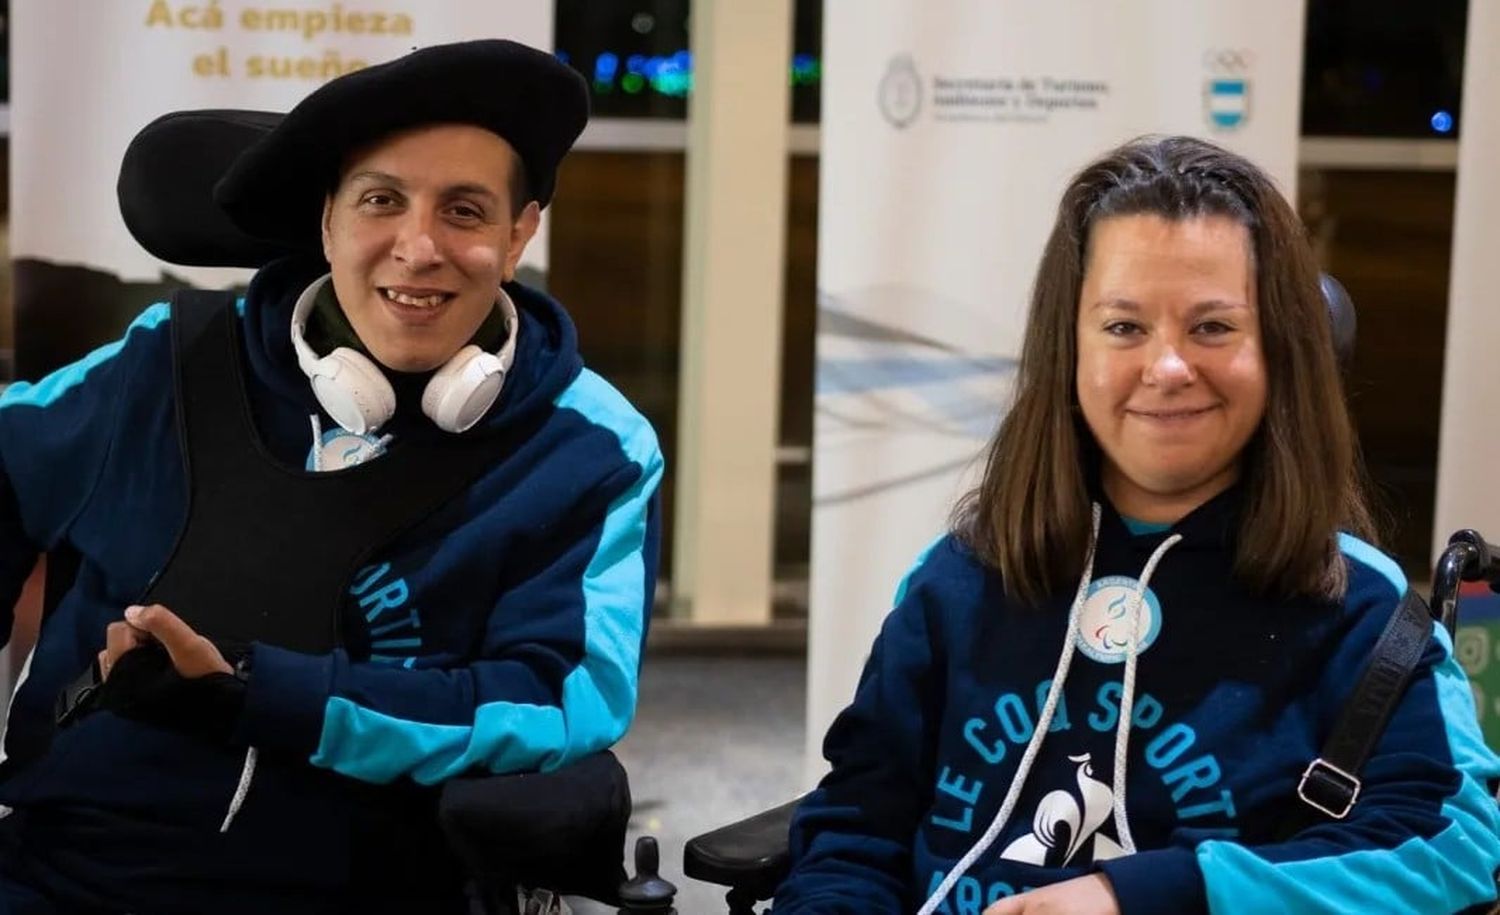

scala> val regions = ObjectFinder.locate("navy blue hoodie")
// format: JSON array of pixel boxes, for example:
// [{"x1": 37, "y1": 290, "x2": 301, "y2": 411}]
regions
[
  {"x1": 0, "y1": 256, "x2": 663, "y2": 912},
  {"x1": 775, "y1": 490, "x2": 1500, "y2": 914}
]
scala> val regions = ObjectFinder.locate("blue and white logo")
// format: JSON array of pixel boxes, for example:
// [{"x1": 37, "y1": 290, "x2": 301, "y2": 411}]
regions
[
  {"x1": 306, "y1": 427, "x2": 388, "y2": 472},
  {"x1": 1202, "y1": 48, "x2": 1253, "y2": 131},
  {"x1": 1077, "y1": 576, "x2": 1163, "y2": 664},
  {"x1": 1205, "y1": 78, "x2": 1250, "y2": 130}
]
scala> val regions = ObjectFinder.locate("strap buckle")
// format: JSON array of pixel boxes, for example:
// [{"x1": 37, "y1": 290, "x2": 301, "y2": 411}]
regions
[
  {"x1": 53, "y1": 658, "x2": 106, "y2": 728},
  {"x1": 1297, "y1": 757, "x2": 1361, "y2": 820}
]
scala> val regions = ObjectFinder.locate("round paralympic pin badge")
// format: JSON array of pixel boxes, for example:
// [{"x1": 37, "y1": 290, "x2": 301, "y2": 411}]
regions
[
  {"x1": 306, "y1": 427, "x2": 388, "y2": 471},
  {"x1": 1076, "y1": 576, "x2": 1164, "y2": 664}
]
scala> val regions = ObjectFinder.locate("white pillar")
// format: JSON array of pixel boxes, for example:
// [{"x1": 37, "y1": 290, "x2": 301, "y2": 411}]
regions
[
  {"x1": 671, "y1": 0, "x2": 792, "y2": 624},
  {"x1": 1433, "y1": 2, "x2": 1500, "y2": 559}
]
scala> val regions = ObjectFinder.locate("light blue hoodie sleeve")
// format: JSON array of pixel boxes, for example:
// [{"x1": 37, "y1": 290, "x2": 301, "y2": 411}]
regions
[
  {"x1": 1102, "y1": 539, "x2": 1500, "y2": 915},
  {"x1": 775, "y1": 537, "x2": 950, "y2": 913},
  {"x1": 1111, "y1": 539, "x2": 1500, "y2": 915},
  {"x1": 0, "y1": 304, "x2": 171, "y2": 629},
  {"x1": 1190, "y1": 624, "x2": 1500, "y2": 914}
]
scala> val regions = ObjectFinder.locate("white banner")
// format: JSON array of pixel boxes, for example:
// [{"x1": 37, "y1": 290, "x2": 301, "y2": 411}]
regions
[
  {"x1": 808, "y1": 0, "x2": 1307, "y2": 773},
  {"x1": 11, "y1": 1, "x2": 553, "y2": 379}
]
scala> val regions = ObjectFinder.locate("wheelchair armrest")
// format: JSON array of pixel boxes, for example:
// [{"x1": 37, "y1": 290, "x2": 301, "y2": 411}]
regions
[
  {"x1": 683, "y1": 794, "x2": 806, "y2": 901},
  {"x1": 438, "y1": 751, "x2": 631, "y2": 906}
]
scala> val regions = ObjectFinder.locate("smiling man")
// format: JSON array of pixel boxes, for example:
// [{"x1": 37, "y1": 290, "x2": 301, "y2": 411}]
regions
[
  {"x1": 0, "y1": 40, "x2": 662, "y2": 913},
  {"x1": 321, "y1": 123, "x2": 540, "y2": 376}
]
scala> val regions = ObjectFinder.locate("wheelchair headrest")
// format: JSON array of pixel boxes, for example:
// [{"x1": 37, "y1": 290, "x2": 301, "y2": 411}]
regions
[
  {"x1": 117, "y1": 109, "x2": 296, "y2": 269},
  {"x1": 1320, "y1": 273, "x2": 1357, "y2": 367}
]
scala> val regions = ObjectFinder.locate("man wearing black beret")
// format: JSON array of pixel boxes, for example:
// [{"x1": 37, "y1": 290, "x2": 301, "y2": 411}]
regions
[{"x1": 0, "y1": 39, "x2": 662, "y2": 912}]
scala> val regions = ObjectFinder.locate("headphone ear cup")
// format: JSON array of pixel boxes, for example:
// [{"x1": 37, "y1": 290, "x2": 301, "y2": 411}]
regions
[
  {"x1": 308, "y1": 348, "x2": 396, "y2": 435},
  {"x1": 422, "y1": 345, "x2": 507, "y2": 434}
]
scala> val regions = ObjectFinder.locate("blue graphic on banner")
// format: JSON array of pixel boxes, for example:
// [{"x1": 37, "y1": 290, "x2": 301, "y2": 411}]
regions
[{"x1": 1205, "y1": 79, "x2": 1249, "y2": 129}]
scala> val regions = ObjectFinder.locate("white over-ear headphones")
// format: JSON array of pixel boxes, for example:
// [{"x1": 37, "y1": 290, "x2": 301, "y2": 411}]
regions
[{"x1": 288, "y1": 274, "x2": 519, "y2": 435}]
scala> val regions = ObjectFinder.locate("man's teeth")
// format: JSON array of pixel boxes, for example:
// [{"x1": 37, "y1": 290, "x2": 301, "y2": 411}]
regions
[{"x1": 383, "y1": 289, "x2": 446, "y2": 308}]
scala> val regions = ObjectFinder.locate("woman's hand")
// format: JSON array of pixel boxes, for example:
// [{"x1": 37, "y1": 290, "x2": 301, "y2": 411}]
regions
[{"x1": 982, "y1": 874, "x2": 1121, "y2": 915}]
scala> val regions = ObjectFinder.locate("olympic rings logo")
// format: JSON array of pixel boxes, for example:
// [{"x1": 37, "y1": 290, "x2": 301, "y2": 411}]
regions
[{"x1": 1203, "y1": 49, "x2": 1254, "y2": 71}]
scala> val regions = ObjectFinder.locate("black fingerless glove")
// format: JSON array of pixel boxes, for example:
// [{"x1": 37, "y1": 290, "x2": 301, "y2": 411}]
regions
[{"x1": 90, "y1": 644, "x2": 248, "y2": 745}]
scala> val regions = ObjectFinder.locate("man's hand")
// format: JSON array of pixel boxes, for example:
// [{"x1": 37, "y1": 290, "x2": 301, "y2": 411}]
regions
[
  {"x1": 98, "y1": 604, "x2": 232, "y2": 680},
  {"x1": 99, "y1": 611, "x2": 153, "y2": 680},
  {"x1": 983, "y1": 874, "x2": 1121, "y2": 915}
]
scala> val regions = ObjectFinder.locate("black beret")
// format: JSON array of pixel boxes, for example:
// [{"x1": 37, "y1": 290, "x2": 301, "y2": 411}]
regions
[{"x1": 214, "y1": 38, "x2": 588, "y2": 251}]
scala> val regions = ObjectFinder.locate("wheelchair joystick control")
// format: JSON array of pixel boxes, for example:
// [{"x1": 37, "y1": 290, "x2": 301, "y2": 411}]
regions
[{"x1": 617, "y1": 836, "x2": 677, "y2": 914}]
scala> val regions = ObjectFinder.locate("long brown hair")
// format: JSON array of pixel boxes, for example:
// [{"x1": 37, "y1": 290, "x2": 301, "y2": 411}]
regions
[{"x1": 955, "y1": 135, "x2": 1376, "y2": 605}]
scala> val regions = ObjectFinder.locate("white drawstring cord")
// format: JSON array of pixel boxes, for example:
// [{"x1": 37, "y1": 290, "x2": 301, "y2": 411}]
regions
[
  {"x1": 1109, "y1": 533, "x2": 1182, "y2": 854},
  {"x1": 309, "y1": 414, "x2": 324, "y2": 471},
  {"x1": 220, "y1": 746, "x2": 258, "y2": 833},
  {"x1": 916, "y1": 505, "x2": 1102, "y2": 915}
]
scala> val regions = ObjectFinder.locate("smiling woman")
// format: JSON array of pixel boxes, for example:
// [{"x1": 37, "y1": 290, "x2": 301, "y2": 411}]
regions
[
  {"x1": 772, "y1": 136, "x2": 1500, "y2": 915},
  {"x1": 1075, "y1": 214, "x2": 1266, "y2": 527},
  {"x1": 964, "y1": 135, "x2": 1374, "y2": 606}
]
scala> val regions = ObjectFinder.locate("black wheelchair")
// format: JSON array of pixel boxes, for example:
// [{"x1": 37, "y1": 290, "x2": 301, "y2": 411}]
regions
[
  {"x1": 680, "y1": 531, "x2": 1500, "y2": 913},
  {"x1": 674, "y1": 251, "x2": 1499, "y2": 912},
  {"x1": 22, "y1": 107, "x2": 1497, "y2": 915},
  {"x1": 6, "y1": 109, "x2": 681, "y2": 915}
]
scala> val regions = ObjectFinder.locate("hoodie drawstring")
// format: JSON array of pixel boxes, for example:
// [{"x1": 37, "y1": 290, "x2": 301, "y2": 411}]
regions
[
  {"x1": 917, "y1": 505, "x2": 1182, "y2": 915},
  {"x1": 918, "y1": 504, "x2": 1103, "y2": 915},
  {"x1": 309, "y1": 414, "x2": 324, "y2": 471},
  {"x1": 220, "y1": 747, "x2": 258, "y2": 833},
  {"x1": 1109, "y1": 531, "x2": 1181, "y2": 854}
]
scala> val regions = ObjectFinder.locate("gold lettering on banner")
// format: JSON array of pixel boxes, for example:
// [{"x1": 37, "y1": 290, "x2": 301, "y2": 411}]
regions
[
  {"x1": 151, "y1": 2, "x2": 416, "y2": 80},
  {"x1": 192, "y1": 46, "x2": 231, "y2": 76},
  {"x1": 145, "y1": 0, "x2": 173, "y2": 26},
  {"x1": 245, "y1": 50, "x2": 369, "y2": 80},
  {"x1": 146, "y1": 0, "x2": 225, "y2": 29},
  {"x1": 240, "y1": 6, "x2": 415, "y2": 40}
]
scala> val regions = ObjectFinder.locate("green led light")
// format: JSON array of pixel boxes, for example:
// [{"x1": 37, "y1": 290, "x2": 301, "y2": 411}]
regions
[
  {"x1": 622, "y1": 73, "x2": 645, "y2": 94},
  {"x1": 655, "y1": 72, "x2": 690, "y2": 97},
  {"x1": 789, "y1": 60, "x2": 822, "y2": 87}
]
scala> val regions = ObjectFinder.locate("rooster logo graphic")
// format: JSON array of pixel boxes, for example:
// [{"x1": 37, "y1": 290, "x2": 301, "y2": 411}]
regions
[{"x1": 999, "y1": 753, "x2": 1126, "y2": 867}]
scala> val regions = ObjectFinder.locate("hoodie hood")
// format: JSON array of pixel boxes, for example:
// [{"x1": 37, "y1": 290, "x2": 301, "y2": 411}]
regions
[{"x1": 1088, "y1": 475, "x2": 1245, "y2": 554}]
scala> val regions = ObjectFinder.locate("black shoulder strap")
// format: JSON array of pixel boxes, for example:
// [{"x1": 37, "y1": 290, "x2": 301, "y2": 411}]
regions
[
  {"x1": 1279, "y1": 589, "x2": 1433, "y2": 837},
  {"x1": 168, "y1": 288, "x2": 236, "y2": 352}
]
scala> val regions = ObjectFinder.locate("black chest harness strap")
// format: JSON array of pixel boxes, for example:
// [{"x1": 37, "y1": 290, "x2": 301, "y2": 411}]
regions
[{"x1": 56, "y1": 289, "x2": 526, "y2": 724}]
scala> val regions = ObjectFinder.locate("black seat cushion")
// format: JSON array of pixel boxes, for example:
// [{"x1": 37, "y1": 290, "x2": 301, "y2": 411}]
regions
[{"x1": 438, "y1": 751, "x2": 631, "y2": 905}]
